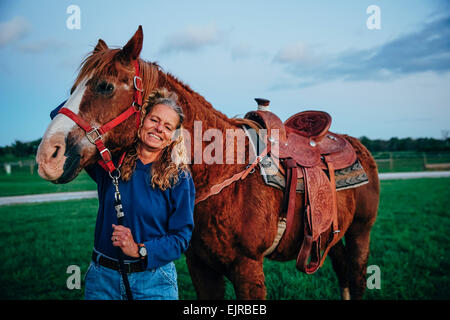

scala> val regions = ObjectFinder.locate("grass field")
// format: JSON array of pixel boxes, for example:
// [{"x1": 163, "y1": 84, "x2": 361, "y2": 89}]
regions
[
  {"x1": 0, "y1": 178, "x2": 449, "y2": 300},
  {"x1": 0, "y1": 168, "x2": 96, "y2": 197},
  {"x1": 1, "y1": 151, "x2": 450, "y2": 197}
]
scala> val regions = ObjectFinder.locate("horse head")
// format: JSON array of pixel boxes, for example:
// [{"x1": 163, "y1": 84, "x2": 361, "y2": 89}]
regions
[{"x1": 36, "y1": 26, "x2": 159, "y2": 183}]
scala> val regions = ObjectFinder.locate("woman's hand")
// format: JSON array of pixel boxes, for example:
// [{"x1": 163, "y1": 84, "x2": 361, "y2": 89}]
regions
[{"x1": 111, "y1": 224, "x2": 139, "y2": 258}]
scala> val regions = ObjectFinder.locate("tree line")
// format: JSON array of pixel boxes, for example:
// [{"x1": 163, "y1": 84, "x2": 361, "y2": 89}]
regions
[
  {"x1": 0, "y1": 136, "x2": 449, "y2": 159},
  {"x1": 359, "y1": 136, "x2": 450, "y2": 152},
  {"x1": 0, "y1": 139, "x2": 42, "y2": 158}
]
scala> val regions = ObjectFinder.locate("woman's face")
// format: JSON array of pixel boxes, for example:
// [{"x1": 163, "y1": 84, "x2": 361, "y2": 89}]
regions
[{"x1": 139, "y1": 104, "x2": 180, "y2": 151}]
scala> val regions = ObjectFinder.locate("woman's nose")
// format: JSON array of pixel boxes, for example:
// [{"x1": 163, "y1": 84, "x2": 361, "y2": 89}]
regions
[{"x1": 155, "y1": 123, "x2": 164, "y2": 132}]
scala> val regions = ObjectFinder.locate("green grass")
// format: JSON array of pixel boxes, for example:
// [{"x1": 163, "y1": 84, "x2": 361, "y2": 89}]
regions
[
  {"x1": 0, "y1": 178, "x2": 449, "y2": 299},
  {"x1": 0, "y1": 168, "x2": 96, "y2": 197},
  {"x1": 1, "y1": 151, "x2": 450, "y2": 197}
]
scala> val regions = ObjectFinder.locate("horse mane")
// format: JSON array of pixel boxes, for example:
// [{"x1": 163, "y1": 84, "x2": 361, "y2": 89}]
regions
[
  {"x1": 161, "y1": 72, "x2": 261, "y2": 132},
  {"x1": 72, "y1": 47, "x2": 260, "y2": 132}
]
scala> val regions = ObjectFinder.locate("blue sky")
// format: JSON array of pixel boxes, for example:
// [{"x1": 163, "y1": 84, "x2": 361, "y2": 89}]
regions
[{"x1": 0, "y1": 0, "x2": 449, "y2": 146}]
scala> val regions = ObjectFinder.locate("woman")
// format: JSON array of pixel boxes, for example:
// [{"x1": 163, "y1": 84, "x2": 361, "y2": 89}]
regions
[{"x1": 83, "y1": 89, "x2": 195, "y2": 300}]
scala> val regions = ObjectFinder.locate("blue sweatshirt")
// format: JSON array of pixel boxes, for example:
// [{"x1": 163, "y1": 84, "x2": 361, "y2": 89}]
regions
[{"x1": 85, "y1": 159, "x2": 195, "y2": 270}]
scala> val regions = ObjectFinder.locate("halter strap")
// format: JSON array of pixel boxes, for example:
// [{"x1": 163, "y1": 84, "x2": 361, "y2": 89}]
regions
[{"x1": 57, "y1": 60, "x2": 143, "y2": 173}]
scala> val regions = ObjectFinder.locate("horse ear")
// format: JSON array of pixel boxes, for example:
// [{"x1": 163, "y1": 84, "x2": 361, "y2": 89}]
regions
[
  {"x1": 119, "y1": 25, "x2": 143, "y2": 62},
  {"x1": 94, "y1": 39, "x2": 108, "y2": 53}
]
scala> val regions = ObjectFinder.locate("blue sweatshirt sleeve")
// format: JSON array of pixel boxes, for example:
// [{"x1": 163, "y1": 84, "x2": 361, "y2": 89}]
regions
[{"x1": 144, "y1": 171, "x2": 195, "y2": 269}]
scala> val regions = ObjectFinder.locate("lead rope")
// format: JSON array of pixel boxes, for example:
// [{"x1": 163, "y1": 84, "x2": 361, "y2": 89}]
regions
[{"x1": 109, "y1": 168, "x2": 134, "y2": 301}]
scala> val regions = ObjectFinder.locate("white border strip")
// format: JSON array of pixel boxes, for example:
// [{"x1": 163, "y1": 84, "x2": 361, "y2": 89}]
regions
[
  {"x1": 378, "y1": 171, "x2": 450, "y2": 180},
  {"x1": 0, "y1": 191, "x2": 97, "y2": 206}
]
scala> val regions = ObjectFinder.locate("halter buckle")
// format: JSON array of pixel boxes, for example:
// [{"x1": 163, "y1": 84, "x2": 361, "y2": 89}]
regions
[
  {"x1": 100, "y1": 148, "x2": 112, "y2": 163},
  {"x1": 133, "y1": 76, "x2": 144, "y2": 92},
  {"x1": 132, "y1": 101, "x2": 142, "y2": 111},
  {"x1": 86, "y1": 128, "x2": 102, "y2": 144}
]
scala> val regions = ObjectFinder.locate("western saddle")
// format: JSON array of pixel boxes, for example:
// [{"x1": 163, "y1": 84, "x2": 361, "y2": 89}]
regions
[{"x1": 244, "y1": 98, "x2": 357, "y2": 274}]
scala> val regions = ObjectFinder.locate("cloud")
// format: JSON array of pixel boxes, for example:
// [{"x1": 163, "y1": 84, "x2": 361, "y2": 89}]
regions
[
  {"x1": 340, "y1": 15, "x2": 450, "y2": 79},
  {"x1": 159, "y1": 24, "x2": 222, "y2": 54},
  {"x1": 273, "y1": 42, "x2": 313, "y2": 65},
  {"x1": 0, "y1": 16, "x2": 31, "y2": 47},
  {"x1": 273, "y1": 15, "x2": 450, "y2": 88}
]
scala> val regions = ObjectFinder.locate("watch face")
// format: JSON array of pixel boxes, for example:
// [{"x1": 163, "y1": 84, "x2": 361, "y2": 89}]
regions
[{"x1": 139, "y1": 246, "x2": 147, "y2": 257}]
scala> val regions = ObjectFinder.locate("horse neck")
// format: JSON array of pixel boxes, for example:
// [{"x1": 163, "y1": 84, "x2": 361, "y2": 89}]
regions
[
  {"x1": 157, "y1": 71, "x2": 252, "y2": 190},
  {"x1": 156, "y1": 71, "x2": 237, "y2": 131}
]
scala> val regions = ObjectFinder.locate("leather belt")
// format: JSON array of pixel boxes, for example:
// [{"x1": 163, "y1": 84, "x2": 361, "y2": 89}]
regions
[{"x1": 92, "y1": 251, "x2": 145, "y2": 273}]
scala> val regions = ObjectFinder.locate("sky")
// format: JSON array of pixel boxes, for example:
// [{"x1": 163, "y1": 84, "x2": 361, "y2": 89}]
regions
[{"x1": 0, "y1": 0, "x2": 449, "y2": 146}]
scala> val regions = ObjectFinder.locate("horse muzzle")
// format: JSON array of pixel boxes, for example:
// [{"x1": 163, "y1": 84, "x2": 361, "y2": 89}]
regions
[{"x1": 36, "y1": 132, "x2": 83, "y2": 183}]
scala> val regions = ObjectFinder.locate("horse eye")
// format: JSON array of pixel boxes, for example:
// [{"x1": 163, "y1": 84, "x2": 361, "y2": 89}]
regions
[{"x1": 96, "y1": 81, "x2": 114, "y2": 95}]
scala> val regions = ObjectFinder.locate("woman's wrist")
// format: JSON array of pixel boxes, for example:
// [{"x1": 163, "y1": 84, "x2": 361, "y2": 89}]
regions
[{"x1": 130, "y1": 242, "x2": 140, "y2": 258}]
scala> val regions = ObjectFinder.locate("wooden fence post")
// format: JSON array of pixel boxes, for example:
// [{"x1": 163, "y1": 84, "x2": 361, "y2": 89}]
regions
[
  {"x1": 389, "y1": 152, "x2": 393, "y2": 171},
  {"x1": 423, "y1": 152, "x2": 427, "y2": 170}
]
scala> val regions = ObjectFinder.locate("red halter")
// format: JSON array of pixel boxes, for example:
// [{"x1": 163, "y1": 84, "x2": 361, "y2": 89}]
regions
[{"x1": 58, "y1": 60, "x2": 143, "y2": 173}]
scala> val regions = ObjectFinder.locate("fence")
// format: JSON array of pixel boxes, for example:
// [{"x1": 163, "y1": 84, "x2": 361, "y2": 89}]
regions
[
  {"x1": 373, "y1": 151, "x2": 450, "y2": 173},
  {"x1": 1, "y1": 159, "x2": 37, "y2": 175},
  {"x1": 1, "y1": 152, "x2": 450, "y2": 176}
]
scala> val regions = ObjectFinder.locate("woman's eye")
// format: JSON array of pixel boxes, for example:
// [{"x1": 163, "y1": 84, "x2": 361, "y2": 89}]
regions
[{"x1": 96, "y1": 81, "x2": 114, "y2": 95}]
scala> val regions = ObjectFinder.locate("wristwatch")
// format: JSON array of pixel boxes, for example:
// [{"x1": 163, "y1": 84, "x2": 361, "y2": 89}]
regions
[{"x1": 137, "y1": 243, "x2": 147, "y2": 259}]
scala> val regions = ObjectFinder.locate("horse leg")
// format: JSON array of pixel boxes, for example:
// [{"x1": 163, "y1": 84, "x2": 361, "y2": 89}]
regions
[
  {"x1": 185, "y1": 249, "x2": 225, "y2": 300},
  {"x1": 229, "y1": 256, "x2": 266, "y2": 300},
  {"x1": 344, "y1": 217, "x2": 374, "y2": 300},
  {"x1": 328, "y1": 240, "x2": 351, "y2": 300}
]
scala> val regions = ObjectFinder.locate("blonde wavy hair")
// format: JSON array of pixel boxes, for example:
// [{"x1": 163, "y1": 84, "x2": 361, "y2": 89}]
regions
[{"x1": 120, "y1": 88, "x2": 190, "y2": 190}]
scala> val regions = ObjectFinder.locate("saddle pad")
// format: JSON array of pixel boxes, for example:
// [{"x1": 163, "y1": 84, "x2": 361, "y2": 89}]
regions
[
  {"x1": 260, "y1": 155, "x2": 369, "y2": 193},
  {"x1": 241, "y1": 124, "x2": 368, "y2": 192}
]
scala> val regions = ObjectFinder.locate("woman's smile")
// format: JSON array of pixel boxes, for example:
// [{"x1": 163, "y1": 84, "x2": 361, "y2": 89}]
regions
[
  {"x1": 148, "y1": 133, "x2": 163, "y2": 141},
  {"x1": 139, "y1": 103, "x2": 180, "y2": 155}
]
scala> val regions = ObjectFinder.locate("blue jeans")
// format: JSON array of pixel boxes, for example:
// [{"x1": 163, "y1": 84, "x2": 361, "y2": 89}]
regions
[{"x1": 84, "y1": 253, "x2": 179, "y2": 300}]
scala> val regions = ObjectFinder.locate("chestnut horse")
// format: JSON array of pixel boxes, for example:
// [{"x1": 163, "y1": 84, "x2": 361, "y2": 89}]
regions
[{"x1": 36, "y1": 27, "x2": 379, "y2": 300}]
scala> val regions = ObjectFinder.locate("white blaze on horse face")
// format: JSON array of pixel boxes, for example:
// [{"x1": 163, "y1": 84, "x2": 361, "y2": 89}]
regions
[
  {"x1": 36, "y1": 77, "x2": 91, "y2": 181},
  {"x1": 43, "y1": 77, "x2": 89, "y2": 139}
]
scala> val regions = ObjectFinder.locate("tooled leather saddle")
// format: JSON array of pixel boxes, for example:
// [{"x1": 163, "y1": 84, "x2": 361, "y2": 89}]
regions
[{"x1": 244, "y1": 99, "x2": 357, "y2": 274}]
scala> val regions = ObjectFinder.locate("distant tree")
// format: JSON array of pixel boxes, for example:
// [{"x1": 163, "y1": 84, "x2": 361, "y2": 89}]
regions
[
  {"x1": 388, "y1": 137, "x2": 400, "y2": 151},
  {"x1": 358, "y1": 136, "x2": 450, "y2": 153},
  {"x1": 0, "y1": 138, "x2": 42, "y2": 158},
  {"x1": 359, "y1": 136, "x2": 372, "y2": 150},
  {"x1": 11, "y1": 141, "x2": 29, "y2": 157}
]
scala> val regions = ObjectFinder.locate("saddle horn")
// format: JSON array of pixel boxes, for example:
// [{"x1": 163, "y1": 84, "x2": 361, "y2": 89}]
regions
[{"x1": 255, "y1": 98, "x2": 270, "y2": 111}]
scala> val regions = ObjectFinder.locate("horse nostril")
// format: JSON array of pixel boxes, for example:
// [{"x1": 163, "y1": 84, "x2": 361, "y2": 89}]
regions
[{"x1": 52, "y1": 146, "x2": 60, "y2": 158}]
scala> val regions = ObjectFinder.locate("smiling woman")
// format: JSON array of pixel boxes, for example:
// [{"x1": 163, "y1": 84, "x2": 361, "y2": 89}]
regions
[
  {"x1": 80, "y1": 87, "x2": 195, "y2": 300},
  {"x1": 82, "y1": 88, "x2": 194, "y2": 300},
  {"x1": 120, "y1": 88, "x2": 188, "y2": 189}
]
